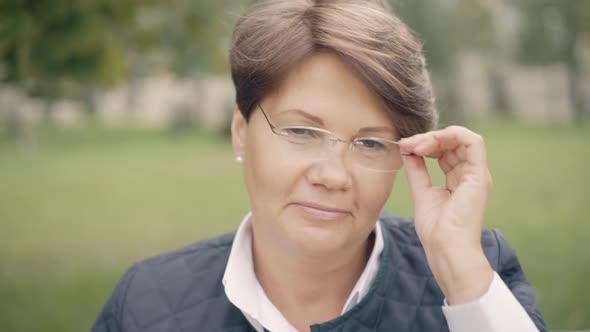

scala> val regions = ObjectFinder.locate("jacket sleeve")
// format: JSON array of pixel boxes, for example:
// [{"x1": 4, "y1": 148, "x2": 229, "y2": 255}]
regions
[
  {"x1": 493, "y1": 229, "x2": 548, "y2": 332},
  {"x1": 91, "y1": 264, "x2": 139, "y2": 332}
]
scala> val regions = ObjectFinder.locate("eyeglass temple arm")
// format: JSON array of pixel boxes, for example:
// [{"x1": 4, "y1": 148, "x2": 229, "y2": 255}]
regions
[{"x1": 258, "y1": 104, "x2": 277, "y2": 131}]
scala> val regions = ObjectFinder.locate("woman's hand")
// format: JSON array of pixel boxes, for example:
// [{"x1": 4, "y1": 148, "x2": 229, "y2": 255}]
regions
[{"x1": 399, "y1": 125, "x2": 494, "y2": 305}]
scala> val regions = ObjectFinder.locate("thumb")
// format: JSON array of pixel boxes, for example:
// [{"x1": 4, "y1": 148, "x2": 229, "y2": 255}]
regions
[{"x1": 403, "y1": 155, "x2": 432, "y2": 202}]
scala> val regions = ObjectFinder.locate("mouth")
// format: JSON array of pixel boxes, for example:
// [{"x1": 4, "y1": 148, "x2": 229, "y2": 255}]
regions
[{"x1": 291, "y1": 202, "x2": 352, "y2": 221}]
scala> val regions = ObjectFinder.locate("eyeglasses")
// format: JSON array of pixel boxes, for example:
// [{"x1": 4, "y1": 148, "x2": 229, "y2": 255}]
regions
[{"x1": 258, "y1": 104, "x2": 403, "y2": 172}]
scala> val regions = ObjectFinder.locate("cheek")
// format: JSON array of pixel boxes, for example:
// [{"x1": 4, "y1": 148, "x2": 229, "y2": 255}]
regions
[
  {"x1": 357, "y1": 173, "x2": 397, "y2": 217},
  {"x1": 243, "y1": 138, "x2": 302, "y2": 212}
]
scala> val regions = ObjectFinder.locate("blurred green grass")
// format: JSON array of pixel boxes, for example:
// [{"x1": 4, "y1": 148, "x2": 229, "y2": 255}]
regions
[{"x1": 0, "y1": 122, "x2": 588, "y2": 331}]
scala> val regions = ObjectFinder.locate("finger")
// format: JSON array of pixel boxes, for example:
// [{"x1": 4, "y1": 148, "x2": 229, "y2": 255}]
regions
[
  {"x1": 438, "y1": 158, "x2": 452, "y2": 175},
  {"x1": 403, "y1": 154, "x2": 432, "y2": 200},
  {"x1": 432, "y1": 126, "x2": 487, "y2": 166},
  {"x1": 401, "y1": 131, "x2": 448, "y2": 158},
  {"x1": 455, "y1": 144, "x2": 468, "y2": 162},
  {"x1": 404, "y1": 127, "x2": 487, "y2": 169},
  {"x1": 413, "y1": 138, "x2": 443, "y2": 158},
  {"x1": 399, "y1": 132, "x2": 429, "y2": 154},
  {"x1": 438, "y1": 151, "x2": 461, "y2": 174},
  {"x1": 443, "y1": 163, "x2": 463, "y2": 190}
]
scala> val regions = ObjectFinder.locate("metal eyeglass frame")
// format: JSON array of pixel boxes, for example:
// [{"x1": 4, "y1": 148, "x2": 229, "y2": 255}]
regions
[{"x1": 257, "y1": 103, "x2": 404, "y2": 172}]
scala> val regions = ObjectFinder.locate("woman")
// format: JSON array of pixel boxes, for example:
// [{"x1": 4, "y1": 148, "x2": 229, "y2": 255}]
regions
[{"x1": 93, "y1": 1, "x2": 547, "y2": 331}]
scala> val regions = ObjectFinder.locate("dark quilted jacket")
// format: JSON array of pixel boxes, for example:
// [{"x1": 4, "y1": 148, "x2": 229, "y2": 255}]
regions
[{"x1": 92, "y1": 213, "x2": 547, "y2": 332}]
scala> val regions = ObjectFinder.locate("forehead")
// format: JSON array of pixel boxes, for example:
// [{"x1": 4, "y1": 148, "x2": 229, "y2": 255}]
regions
[{"x1": 261, "y1": 51, "x2": 394, "y2": 130}]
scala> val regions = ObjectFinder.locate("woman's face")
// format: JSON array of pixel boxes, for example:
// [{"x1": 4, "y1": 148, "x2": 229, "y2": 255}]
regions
[{"x1": 232, "y1": 51, "x2": 398, "y2": 256}]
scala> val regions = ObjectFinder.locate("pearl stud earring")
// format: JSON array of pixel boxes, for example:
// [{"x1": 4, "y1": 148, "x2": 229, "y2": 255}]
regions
[{"x1": 235, "y1": 156, "x2": 243, "y2": 163}]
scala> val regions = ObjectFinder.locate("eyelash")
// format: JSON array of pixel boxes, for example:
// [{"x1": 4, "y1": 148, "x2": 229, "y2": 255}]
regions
[{"x1": 354, "y1": 139, "x2": 386, "y2": 150}]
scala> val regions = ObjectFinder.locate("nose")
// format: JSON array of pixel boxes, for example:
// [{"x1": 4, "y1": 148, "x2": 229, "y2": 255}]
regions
[{"x1": 305, "y1": 144, "x2": 352, "y2": 192}]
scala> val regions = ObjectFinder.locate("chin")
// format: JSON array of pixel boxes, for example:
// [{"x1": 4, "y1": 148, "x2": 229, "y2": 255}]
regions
[{"x1": 281, "y1": 221, "x2": 352, "y2": 257}]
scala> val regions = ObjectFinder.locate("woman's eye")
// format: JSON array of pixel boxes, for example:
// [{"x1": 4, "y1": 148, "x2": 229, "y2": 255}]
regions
[
  {"x1": 356, "y1": 139, "x2": 385, "y2": 150},
  {"x1": 283, "y1": 127, "x2": 317, "y2": 137}
]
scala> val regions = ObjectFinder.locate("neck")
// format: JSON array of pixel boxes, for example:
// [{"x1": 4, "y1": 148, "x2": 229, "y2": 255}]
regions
[{"x1": 252, "y1": 225, "x2": 375, "y2": 330}]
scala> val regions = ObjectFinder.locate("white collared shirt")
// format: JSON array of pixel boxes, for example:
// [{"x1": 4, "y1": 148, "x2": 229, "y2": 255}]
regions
[{"x1": 222, "y1": 213, "x2": 538, "y2": 332}]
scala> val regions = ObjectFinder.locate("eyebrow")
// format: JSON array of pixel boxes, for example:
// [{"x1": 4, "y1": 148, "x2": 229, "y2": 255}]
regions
[
  {"x1": 278, "y1": 109, "x2": 325, "y2": 125},
  {"x1": 358, "y1": 126, "x2": 395, "y2": 134},
  {"x1": 278, "y1": 108, "x2": 395, "y2": 134}
]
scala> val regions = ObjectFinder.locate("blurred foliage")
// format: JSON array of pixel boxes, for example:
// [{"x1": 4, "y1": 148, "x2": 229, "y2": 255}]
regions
[
  {"x1": 391, "y1": 0, "x2": 590, "y2": 120},
  {"x1": 1, "y1": 0, "x2": 588, "y2": 118},
  {"x1": 391, "y1": 0, "x2": 457, "y2": 74},
  {"x1": 515, "y1": 0, "x2": 590, "y2": 66},
  {"x1": 129, "y1": 0, "x2": 248, "y2": 77},
  {"x1": 514, "y1": 0, "x2": 590, "y2": 120},
  {"x1": 390, "y1": 0, "x2": 589, "y2": 69},
  {"x1": 0, "y1": 0, "x2": 248, "y2": 103},
  {"x1": 0, "y1": 0, "x2": 143, "y2": 100},
  {"x1": 390, "y1": 0, "x2": 463, "y2": 119}
]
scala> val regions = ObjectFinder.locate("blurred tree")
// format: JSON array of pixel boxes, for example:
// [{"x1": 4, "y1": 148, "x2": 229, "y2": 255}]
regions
[
  {"x1": 515, "y1": 0, "x2": 590, "y2": 121},
  {"x1": 132, "y1": 0, "x2": 248, "y2": 77},
  {"x1": 391, "y1": 0, "x2": 513, "y2": 121},
  {"x1": 454, "y1": 0, "x2": 512, "y2": 117},
  {"x1": 0, "y1": 0, "x2": 144, "y2": 119},
  {"x1": 124, "y1": 0, "x2": 248, "y2": 128},
  {"x1": 391, "y1": 0, "x2": 463, "y2": 122}
]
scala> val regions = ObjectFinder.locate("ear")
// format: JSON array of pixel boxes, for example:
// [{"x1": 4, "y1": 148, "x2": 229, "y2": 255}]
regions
[{"x1": 231, "y1": 105, "x2": 248, "y2": 160}]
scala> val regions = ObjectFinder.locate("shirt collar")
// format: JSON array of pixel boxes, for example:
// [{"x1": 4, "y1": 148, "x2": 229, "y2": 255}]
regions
[{"x1": 222, "y1": 212, "x2": 384, "y2": 332}]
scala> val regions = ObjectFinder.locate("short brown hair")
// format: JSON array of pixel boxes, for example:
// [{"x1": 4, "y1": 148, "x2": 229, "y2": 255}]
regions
[{"x1": 229, "y1": 0, "x2": 438, "y2": 138}]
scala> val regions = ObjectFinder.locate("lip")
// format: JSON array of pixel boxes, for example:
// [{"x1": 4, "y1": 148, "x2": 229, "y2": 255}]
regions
[{"x1": 291, "y1": 201, "x2": 351, "y2": 221}]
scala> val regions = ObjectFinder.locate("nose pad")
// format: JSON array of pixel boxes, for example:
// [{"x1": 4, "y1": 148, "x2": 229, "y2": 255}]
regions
[
  {"x1": 318, "y1": 137, "x2": 349, "y2": 161},
  {"x1": 327, "y1": 136, "x2": 339, "y2": 147}
]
